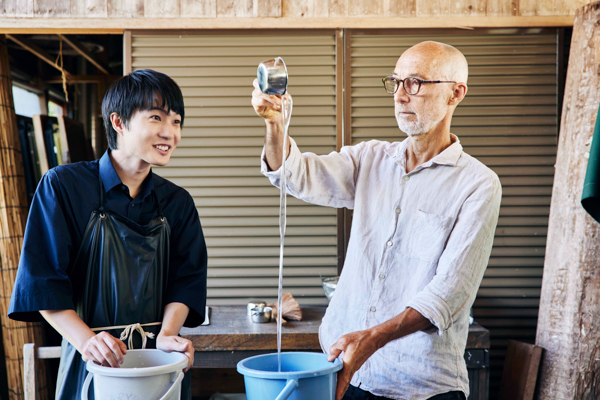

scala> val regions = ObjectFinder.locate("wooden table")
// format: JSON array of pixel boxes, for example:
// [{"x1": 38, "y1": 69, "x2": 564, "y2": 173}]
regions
[
  {"x1": 180, "y1": 306, "x2": 324, "y2": 368},
  {"x1": 182, "y1": 306, "x2": 489, "y2": 400},
  {"x1": 180, "y1": 305, "x2": 488, "y2": 367}
]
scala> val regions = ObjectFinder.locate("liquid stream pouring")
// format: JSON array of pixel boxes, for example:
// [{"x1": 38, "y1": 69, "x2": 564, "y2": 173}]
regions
[{"x1": 257, "y1": 56, "x2": 293, "y2": 371}]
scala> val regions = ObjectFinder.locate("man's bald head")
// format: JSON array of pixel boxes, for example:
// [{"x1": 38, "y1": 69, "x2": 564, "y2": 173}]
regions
[{"x1": 400, "y1": 41, "x2": 468, "y2": 84}]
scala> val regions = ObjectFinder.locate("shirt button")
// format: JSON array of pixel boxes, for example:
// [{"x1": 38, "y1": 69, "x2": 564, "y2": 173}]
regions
[
  {"x1": 370, "y1": 306, "x2": 376, "y2": 312},
  {"x1": 131, "y1": 204, "x2": 135, "y2": 207},
  {"x1": 395, "y1": 208, "x2": 401, "y2": 214},
  {"x1": 121, "y1": 185, "x2": 126, "y2": 190},
  {"x1": 387, "y1": 241, "x2": 393, "y2": 247},
  {"x1": 403, "y1": 176, "x2": 410, "y2": 182},
  {"x1": 379, "y1": 274, "x2": 386, "y2": 280}
]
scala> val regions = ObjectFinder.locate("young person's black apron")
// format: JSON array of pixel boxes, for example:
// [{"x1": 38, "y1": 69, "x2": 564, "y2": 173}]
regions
[{"x1": 54, "y1": 169, "x2": 191, "y2": 400}]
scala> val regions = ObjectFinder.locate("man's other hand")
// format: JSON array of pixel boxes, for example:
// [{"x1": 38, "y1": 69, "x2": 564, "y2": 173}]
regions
[
  {"x1": 327, "y1": 329, "x2": 383, "y2": 400},
  {"x1": 252, "y1": 79, "x2": 287, "y2": 124}
]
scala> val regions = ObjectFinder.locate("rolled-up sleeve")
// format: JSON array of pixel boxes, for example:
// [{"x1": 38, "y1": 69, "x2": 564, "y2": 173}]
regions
[
  {"x1": 260, "y1": 137, "x2": 364, "y2": 209},
  {"x1": 407, "y1": 176, "x2": 502, "y2": 336},
  {"x1": 164, "y1": 192, "x2": 208, "y2": 328},
  {"x1": 9, "y1": 169, "x2": 75, "y2": 322}
]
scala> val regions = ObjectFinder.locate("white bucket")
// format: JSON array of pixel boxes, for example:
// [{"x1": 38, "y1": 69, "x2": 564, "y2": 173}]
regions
[{"x1": 82, "y1": 349, "x2": 188, "y2": 400}]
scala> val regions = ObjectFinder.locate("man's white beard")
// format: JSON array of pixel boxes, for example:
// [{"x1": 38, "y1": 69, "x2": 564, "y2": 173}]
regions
[
  {"x1": 396, "y1": 103, "x2": 447, "y2": 137},
  {"x1": 397, "y1": 117, "x2": 429, "y2": 136}
]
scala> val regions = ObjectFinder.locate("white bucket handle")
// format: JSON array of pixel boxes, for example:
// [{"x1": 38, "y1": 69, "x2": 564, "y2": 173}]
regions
[
  {"x1": 159, "y1": 371, "x2": 185, "y2": 400},
  {"x1": 81, "y1": 370, "x2": 185, "y2": 400},
  {"x1": 81, "y1": 372, "x2": 93, "y2": 400},
  {"x1": 274, "y1": 379, "x2": 299, "y2": 400}
]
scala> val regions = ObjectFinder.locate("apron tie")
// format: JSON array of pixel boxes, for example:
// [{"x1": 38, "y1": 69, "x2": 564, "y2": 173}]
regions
[
  {"x1": 91, "y1": 322, "x2": 162, "y2": 350},
  {"x1": 120, "y1": 323, "x2": 155, "y2": 350}
]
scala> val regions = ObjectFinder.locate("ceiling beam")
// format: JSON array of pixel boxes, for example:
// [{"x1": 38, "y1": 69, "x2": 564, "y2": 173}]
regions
[
  {"x1": 57, "y1": 34, "x2": 110, "y2": 75},
  {"x1": 6, "y1": 34, "x2": 72, "y2": 78},
  {"x1": 45, "y1": 74, "x2": 121, "y2": 84},
  {"x1": 0, "y1": 16, "x2": 575, "y2": 33}
]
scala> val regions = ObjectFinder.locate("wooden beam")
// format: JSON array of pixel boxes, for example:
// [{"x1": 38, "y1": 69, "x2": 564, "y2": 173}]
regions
[
  {"x1": 6, "y1": 34, "x2": 72, "y2": 77},
  {"x1": 535, "y1": 3, "x2": 600, "y2": 399},
  {"x1": 0, "y1": 16, "x2": 575, "y2": 33},
  {"x1": 57, "y1": 34, "x2": 110, "y2": 75},
  {"x1": 45, "y1": 74, "x2": 120, "y2": 84},
  {"x1": 123, "y1": 30, "x2": 132, "y2": 75}
]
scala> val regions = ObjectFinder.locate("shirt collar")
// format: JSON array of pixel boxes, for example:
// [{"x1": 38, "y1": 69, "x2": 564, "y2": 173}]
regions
[
  {"x1": 385, "y1": 133, "x2": 463, "y2": 169},
  {"x1": 99, "y1": 150, "x2": 155, "y2": 200}
]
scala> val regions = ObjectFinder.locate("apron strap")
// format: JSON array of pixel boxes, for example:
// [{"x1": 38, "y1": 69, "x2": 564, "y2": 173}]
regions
[
  {"x1": 98, "y1": 165, "x2": 105, "y2": 213},
  {"x1": 98, "y1": 164, "x2": 164, "y2": 220},
  {"x1": 152, "y1": 187, "x2": 165, "y2": 220},
  {"x1": 91, "y1": 322, "x2": 162, "y2": 350}
]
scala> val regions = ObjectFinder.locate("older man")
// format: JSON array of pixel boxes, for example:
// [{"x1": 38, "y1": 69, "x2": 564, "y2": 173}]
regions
[{"x1": 252, "y1": 41, "x2": 501, "y2": 400}]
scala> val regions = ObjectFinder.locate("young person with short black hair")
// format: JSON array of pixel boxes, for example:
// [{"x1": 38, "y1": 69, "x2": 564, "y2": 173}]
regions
[{"x1": 9, "y1": 69, "x2": 206, "y2": 400}]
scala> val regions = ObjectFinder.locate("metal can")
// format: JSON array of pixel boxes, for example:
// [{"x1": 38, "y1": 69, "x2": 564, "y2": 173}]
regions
[{"x1": 247, "y1": 302, "x2": 267, "y2": 316}]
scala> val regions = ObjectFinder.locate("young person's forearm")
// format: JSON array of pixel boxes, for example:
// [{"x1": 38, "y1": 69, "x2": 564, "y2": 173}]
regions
[
  {"x1": 40, "y1": 309, "x2": 96, "y2": 351},
  {"x1": 159, "y1": 302, "x2": 190, "y2": 337}
]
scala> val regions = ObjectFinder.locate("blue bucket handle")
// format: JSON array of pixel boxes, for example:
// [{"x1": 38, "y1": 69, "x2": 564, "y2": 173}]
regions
[{"x1": 275, "y1": 379, "x2": 299, "y2": 400}]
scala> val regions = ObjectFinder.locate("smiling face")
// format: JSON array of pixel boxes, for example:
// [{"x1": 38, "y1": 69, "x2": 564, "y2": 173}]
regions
[
  {"x1": 392, "y1": 42, "x2": 468, "y2": 138},
  {"x1": 115, "y1": 105, "x2": 182, "y2": 167}
]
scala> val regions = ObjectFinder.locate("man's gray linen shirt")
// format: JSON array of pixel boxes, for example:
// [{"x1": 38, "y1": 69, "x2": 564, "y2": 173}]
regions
[{"x1": 261, "y1": 135, "x2": 501, "y2": 400}]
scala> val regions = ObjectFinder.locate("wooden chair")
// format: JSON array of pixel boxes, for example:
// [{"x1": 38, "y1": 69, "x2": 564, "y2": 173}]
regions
[
  {"x1": 23, "y1": 344, "x2": 61, "y2": 400},
  {"x1": 498, "y1": 340, "x2": 543, "y2": 400}
]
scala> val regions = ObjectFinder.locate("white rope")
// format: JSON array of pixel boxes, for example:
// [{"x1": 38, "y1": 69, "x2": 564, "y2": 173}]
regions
[{"x1": 119, "y1": 323, "x2": 156, "y2": 350}]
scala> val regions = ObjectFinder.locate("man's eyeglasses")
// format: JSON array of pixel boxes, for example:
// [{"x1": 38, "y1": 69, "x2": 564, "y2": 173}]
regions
[{"x1": 382, "y1": 76, "x2": 456, "y2": 95}]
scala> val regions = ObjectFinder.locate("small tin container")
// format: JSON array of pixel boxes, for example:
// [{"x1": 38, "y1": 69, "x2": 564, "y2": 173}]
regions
[
  {"x1": 257, "y1": 57, "x2": 288, "y2": 95},
  {"x1": 247, "y1": 302, "x2": 267, "y2": 316},
  {"x1": 251, "y1": 306, "x2": 272, "y2": 323}
]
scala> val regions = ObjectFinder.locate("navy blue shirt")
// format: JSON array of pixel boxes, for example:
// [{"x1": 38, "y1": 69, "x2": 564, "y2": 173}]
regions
[{"x1": 8, "y1": 151, "x2": 207, "y2": 327}]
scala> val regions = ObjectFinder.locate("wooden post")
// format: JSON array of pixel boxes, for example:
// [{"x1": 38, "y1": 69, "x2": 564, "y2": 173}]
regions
[
  {"x1": 535, "y1": 2, "x2": 600, "y2": 399},
  {"x1": 0, "y1": 35, "x2": 50, "y2": 400}
]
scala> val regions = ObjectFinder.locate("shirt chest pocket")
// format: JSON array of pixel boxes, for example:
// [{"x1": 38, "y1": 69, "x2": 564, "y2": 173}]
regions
[{"x1": 406, "y1": 209, "x2": 455, "y2": 261}]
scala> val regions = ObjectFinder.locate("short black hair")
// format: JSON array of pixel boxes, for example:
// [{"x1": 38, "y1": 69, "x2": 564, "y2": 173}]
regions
[{"x1": 102, "y1": 69, "x2": 185, "y2": 150}]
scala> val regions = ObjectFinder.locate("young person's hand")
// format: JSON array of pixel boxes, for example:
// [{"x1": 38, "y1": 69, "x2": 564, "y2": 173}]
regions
[
  {"x1": 156, "y1": 334, "x2": 194, "y2": 372},
  {"x1": 39, "y1": 309, "x2": 127, "y2": 368},
  {"x1": 81, "y1": 331, "x2": 127, "y2": 368}
]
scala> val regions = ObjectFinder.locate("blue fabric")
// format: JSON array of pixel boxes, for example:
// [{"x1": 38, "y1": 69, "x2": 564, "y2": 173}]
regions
[{"x1": 8, "y1": 150, "x2": 207, "y2": 327}]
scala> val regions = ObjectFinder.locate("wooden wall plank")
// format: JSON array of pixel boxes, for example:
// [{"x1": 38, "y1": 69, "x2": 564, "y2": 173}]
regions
[
  {"x1": 348, "y1": 0, "x2": 383, "y2": 16},
  {"x1": 535, "y1": 0, "x2": 556, "y2": 16},
  {"x1": 558, "y1": 0, "x2": 591, "y2": 15},
  {"x1": 329, "y1": 0, "x2": 348, "y2": 16},
  {"x1": 486, "y1": 0, "x2": 516, "y2": 16},
  {"x1": 108, "y1": 0, "x2": 144, "y2": 18},
  {"x1": 385, "y1": 0, "x2": 417, "y2": 17},
  {"x1": 34, "y1": 0, "x2": 70, "y2": 17},
  {"x1": 0, "y1": 0, "x2": 34, "y2": 17},
  {"x1": 518, "y1": 0, "x2": 537, "y2": 16},
  {"x1": 217, "y1": 0, "x2": 253, "y2": 17},
  {"x1": 253, "y1": 0, "x2": 281, "y2": 17},
  {"x1": 183, "y1": 0, "x2": 217, "y2": 17},
  {"x1": 416, "y1": 0, "x2": 450, "y2": 17},
  {"x1": 451, "y1": 0, "x2": 487, "y2": 16},
  {"x1": 143, "y1": 0, "x2": 180, "y2": 17},
  {"x1": 282, "y1": 0, "x2": 330, "y2": 17},
  {"x1": 8, "y1": 0, "x2": 589, "y2": 20},
  {"x1": 70, "y1": 0, "x2": 108, "y2": 18}
]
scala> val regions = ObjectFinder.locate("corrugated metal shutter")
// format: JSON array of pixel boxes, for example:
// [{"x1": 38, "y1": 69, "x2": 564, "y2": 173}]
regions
[
  {"x1": 131, "y1": 33, "x2": 339, "y2": 305},
  {"x1": 348, "y1": 29, "x2": 557, "y2": 394}
]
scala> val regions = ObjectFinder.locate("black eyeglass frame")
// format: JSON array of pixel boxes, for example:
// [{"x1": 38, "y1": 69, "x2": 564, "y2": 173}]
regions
[{"x1": 382, "y1": 76, "x2": 457, "y2": 95}]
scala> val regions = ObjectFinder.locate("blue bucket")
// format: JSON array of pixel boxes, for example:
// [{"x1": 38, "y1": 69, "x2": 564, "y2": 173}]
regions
[{"x1": 237, "y1": 352, "x2": 343, "y2": 400}]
